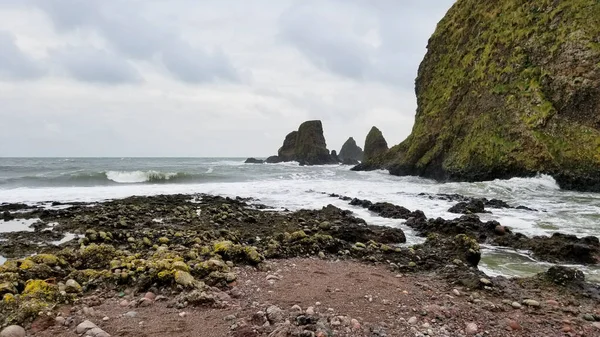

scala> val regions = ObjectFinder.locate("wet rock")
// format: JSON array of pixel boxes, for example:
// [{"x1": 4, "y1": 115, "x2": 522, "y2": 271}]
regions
[
  {"x1": 448, "y1": 199, "x2": 487, "y2": 214},
  {"x1": 0, "y1": 325, "x2": 25, "y2": 337},
  {"x1": 544, "y1": 266, "x2": 585, "y2": 286},
  {"x1": 265, "y1": 156, "x2": 283, "y2": 164},
  {"x1": 244, "y1": 158, "x2": 264, "y2": 164}
]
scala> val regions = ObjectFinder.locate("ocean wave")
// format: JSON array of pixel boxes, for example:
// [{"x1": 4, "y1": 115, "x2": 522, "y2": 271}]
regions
[
  {"x1": 105, "y1": 170, "x2": 179, "y2": 183},
  {"x1": 0, "y1": 170, "x2": 226, "y2": 187}
]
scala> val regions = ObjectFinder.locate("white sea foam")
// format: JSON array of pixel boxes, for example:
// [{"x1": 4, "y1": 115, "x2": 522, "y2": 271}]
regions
[
  {"x1": 1, "y1": 162, "x2": 600, "y2": 281},
  {"x1": 105, "y1": 170, "x2": 177, "y2": 183}
]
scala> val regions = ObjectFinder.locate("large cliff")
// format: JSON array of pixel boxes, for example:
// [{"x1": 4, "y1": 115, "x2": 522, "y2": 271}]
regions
[{"x1": 384, "y1": 0, "x2": 600, "y2": 191}]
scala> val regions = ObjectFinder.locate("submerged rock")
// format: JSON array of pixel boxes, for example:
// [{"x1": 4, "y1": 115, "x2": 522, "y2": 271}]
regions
[
  {"x1": 381, "y1": 0, "x2": 600, "y2": 192},
  {"x1": 244, "y1": 158, "x2": 264, "y2": 164}
]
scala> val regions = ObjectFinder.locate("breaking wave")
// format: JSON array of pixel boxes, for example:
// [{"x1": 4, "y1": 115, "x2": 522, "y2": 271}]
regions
[{"x1": 0, "y1": 170, "x2": 224, "y2": 187}]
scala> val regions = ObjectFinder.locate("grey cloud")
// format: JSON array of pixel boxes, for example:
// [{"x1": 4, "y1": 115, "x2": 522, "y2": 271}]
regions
[
  {"x1": 278, "y1": 0, "x2": 455, "y2": 87},
  {"x1": 279, "y1": 4, "x2": 370, "y2": 80},
  {"x1": 30, "y1": 0, "x2": 241, "y2": 84},
  {"x1": 0, "y1": 31, "x2": 45, "y2": 80},
  {"x1": 161, "y1": 43, "x2": 239, "y2": 83},
  {"x1": 52, "y1": 46, "x2": 142, "y2": 84}
]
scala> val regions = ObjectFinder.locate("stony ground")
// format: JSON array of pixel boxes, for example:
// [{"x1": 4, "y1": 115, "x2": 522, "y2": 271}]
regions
[
  {"x1": 1, "y1": 193, "x2": 600, "y2": 337},
  {"x1": 32, "y1": 258, "x2": 600, "y2": 337}
]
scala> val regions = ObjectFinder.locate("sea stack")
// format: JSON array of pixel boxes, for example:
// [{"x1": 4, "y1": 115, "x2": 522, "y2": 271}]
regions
[
  {"x1": 267, "y1": 120, "x2": 338, "y2": 165},
  {"x1": 351, "y1": 127, "x2": 389, "y2": 171},
  {"x1": 371, "y1": 0, "x2": 600, "y2": 191},
  {"x1": 338, "y1": 137, "x2": 364, "y2": 165}
]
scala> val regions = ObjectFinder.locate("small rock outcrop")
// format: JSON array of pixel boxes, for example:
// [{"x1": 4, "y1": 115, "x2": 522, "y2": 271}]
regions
[
  {"x1": 244, "y1": 158, "x2": 264, "y2": 164},
  {"x1": 338, "y1": 137, "x2": 364, "y2": 163},
  {"x1": 266, "y1": 120, "x2": 338, "y2": 165}
]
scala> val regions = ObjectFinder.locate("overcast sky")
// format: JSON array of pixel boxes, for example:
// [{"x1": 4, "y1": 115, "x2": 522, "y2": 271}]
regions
[{"x1": 0, "y1": 0, "x2": 455, "y2": 157}]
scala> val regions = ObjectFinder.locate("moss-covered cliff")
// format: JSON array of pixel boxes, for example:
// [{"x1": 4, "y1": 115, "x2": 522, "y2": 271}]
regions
[{"x1": 384, "y1": 0, "x2": 600, "y2": 191}]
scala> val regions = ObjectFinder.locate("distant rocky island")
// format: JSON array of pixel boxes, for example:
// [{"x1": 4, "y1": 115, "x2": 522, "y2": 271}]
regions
[{"x1": 246, "y1": 120, "x2": 368, "y2": 166}]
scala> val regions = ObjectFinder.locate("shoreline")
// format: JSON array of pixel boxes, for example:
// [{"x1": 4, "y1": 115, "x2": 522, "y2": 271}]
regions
[{"x1": 1, "y1": 193, "x2": 600, "y2": 336}]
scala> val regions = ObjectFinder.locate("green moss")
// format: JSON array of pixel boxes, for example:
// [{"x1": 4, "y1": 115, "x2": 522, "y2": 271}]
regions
[
  {"x1": 158, "y1": 237, "x2": 170, "y2": 245},
  {"x1": 30, "y1": 254, "x2": 61, "y2": 266},
  {"x1": 19, "y1": 259, "x2": 36, "y2": 270},
  {"x1": 288, "y1": 230, "x2": 308, "y2": 242},
  {"x1": 22, "y1": 280, "x2": 57, "y2": 301},
  {"x1": 384, "y1": 0, "x2": 600, "y2": 186},
  {"x1": 213, "y1": 240, "x2": 234, "y2": 254}
]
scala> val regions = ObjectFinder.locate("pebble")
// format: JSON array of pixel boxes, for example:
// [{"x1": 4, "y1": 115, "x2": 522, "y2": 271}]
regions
[
  {"x1": 76, "y1": 320, "x2": 97, "y2": 334},
  {"x1": 179, "y1": 312, "x2": 187, "y2": 318},
  {"x1": 224, "y1": 314, "x2": 237, "y2": 321},
  {"x1": 266, "y1": 305, "x2": 285, "y2": 323},
  {"x1": 452, "y1": 289, "x2": 460, "y2": 296},
  {"x1": 421, "y1": 323, "x2": 431, "y2": 329},
  {"x1": 119, "y1": 300, "x2": 130, "y2": 307},
  {"x1": 102, "y1": 316, "x2": 109, "y2": 321},
  {"x1": 511, "y1": 302, "x2": 522, "y2": 309},
  {"x1": 123, "y1": 311, "x2": 138, "y2": 318},
  {"x1": 306, "y1": 306, "x2": 315, "y2": 315},
  {"x1": 291, "y1": 305, "x2": 302, "y2": 312},
  {"x1": 55, "y1": 316, "x2": 66, "y2": 326},
  {"x1": 0, "y1": 325, "x2": 26, "y2": 337},
  {"x1": 523, "y1": 299, "x2": 540, "y2": 307},
  {"x1": 465, "y1": 322, "x2": 478, "y2": 335},
  {"x1": 144, "y1": 292, "x2": 156, "y2": 300},
  {"x1": 138, "y1": 297, "x2": 153, "y2": 307},
  {"x1": 593, "y1": 322, "x2": 600, "y2": 329},
  {"x1": 266, "y1": 274, "x2": 280, "y2": 281},
  {"x1": 479, "y1": 278, "x2": 492, "y2": 286},
  {"x1": 315, "y1": 302, "x2": 321, "y2": 306},
  {"x1": 351, "y1": 318, "x2": 361, "y2": 330},
  {"x1": 507, "y1": 320, "x2": 521, "y2": 330},
  {"x1": 408, "y1": 316, "x2": 418, "y2": 325},
  {"x1": 83, "y1": 307, "x2": 96, "y2": 317},
  {"x1": 583, "y1": 313, "x2": 596, "y2": 321},
  {"x1": 546, "y1": 299, "x2": 559, "y2": 306}
]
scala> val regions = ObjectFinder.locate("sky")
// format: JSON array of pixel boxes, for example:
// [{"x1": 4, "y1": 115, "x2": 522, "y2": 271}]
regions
[{"x1": 0, "y1": 0, "x2": 455, "y2": 157}]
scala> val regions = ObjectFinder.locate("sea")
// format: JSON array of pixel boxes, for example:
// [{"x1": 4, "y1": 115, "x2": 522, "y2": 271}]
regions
[{"x1": 1, "y1": 157, "x2": 599, "y2": 282}]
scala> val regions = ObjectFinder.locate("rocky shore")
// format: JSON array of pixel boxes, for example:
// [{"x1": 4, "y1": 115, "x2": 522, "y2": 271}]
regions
[{"x1": 1, "y1": 194, "x2": 600, "y2": 336}]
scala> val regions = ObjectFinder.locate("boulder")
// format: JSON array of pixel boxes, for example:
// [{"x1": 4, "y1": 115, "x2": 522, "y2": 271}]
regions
[
  {"x1": 338, "y1": 137, "x2": 364, "y2": 162},
  {"x1": 381, "y1": 0, "x2": 600, "y2": 192},
  {"x1": 244, "y1": 158, "x2": 264, "y2": 164},
  {"x1": 0, "y1": 326, "x2": 25, "y2": 337}
]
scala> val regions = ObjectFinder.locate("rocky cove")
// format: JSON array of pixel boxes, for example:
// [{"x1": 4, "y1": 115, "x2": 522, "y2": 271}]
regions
[{"x1": 1, "y1": 193, "x2": 600, "y2": 336}]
